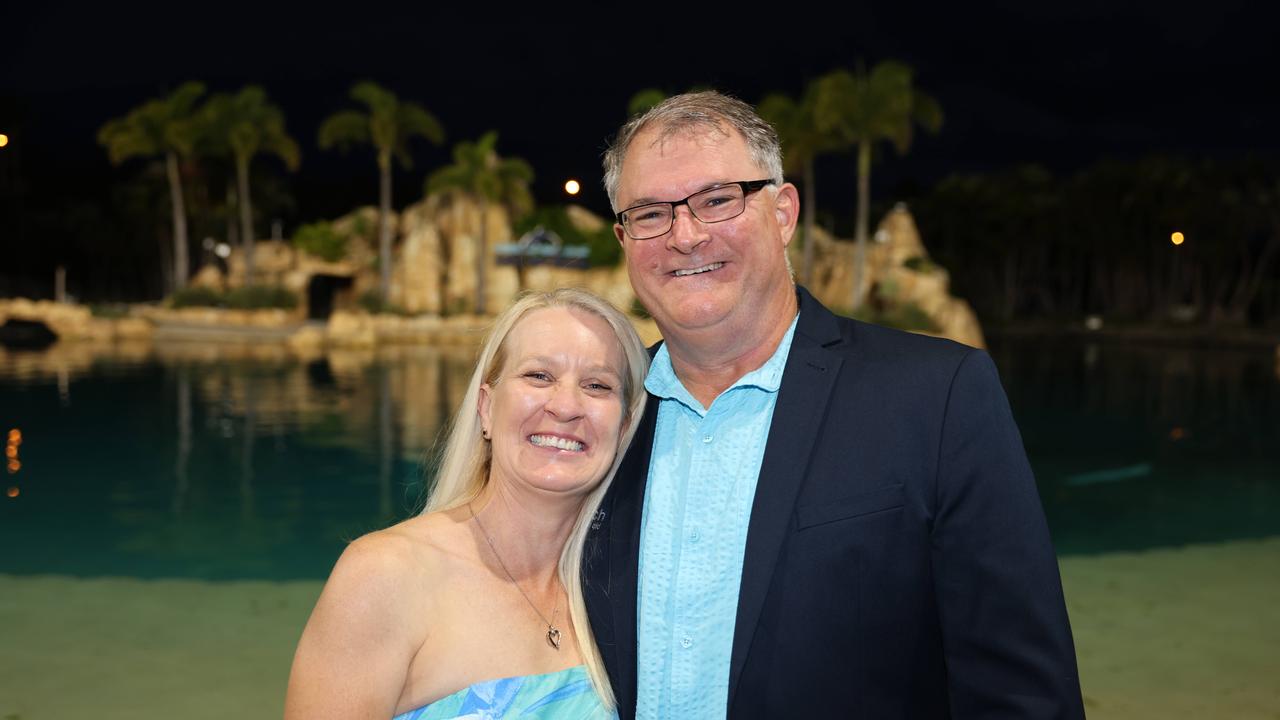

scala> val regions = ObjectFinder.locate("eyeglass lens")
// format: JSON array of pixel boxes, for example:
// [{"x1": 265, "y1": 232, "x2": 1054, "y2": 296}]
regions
[{"x1": 624, "y1": 184, "x2": 747, "y2": 239}]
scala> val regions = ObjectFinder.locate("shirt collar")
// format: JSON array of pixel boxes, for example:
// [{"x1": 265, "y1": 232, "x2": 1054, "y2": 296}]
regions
[{"x1": 645, "y1": 312, "x2": 800, "y2": 409}]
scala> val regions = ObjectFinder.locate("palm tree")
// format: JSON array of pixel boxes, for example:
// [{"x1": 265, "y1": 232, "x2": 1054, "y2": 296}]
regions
[
  {"x1": 201, "y1": 86, "x2": 300, "y2": 285},
  {"x1": 759, "y1": 82, "x2": 842, "y2": 286},
  {"x1": 98, "y1": 82, "x2": 206, "y2": 293},
  {"x1": 319, "y1": 82, "x2": 444, "y2": 304},
  {"x1": 426, "y1": 132, "x2": 534, "y2": 315},
  {"x1": 814, "y1": 62, "x2": 943, "y2": 310}
]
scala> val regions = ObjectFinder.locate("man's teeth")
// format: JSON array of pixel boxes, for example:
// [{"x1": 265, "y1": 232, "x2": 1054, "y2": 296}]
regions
[
  {"x1": 673, "y1": 262, "x2": 724, "y2": 277},
  {"x1": 529, "y1": 435, "x2": 584, "y2": 451}
]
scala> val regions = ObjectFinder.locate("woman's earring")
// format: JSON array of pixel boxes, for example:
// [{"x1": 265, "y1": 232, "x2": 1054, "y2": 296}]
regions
[{"x1": 482, "y1": 429, "x2": 491, "y2": 440}]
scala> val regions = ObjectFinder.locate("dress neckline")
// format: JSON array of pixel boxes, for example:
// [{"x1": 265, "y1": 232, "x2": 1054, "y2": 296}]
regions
[{"x1": 395, "y1": 664, "x2": 588, "y2": 717}]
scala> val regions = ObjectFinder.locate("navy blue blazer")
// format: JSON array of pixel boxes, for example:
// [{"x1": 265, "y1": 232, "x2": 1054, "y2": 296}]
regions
[{"x1": 584, "y1": 287, "x2": 1084, "y2": 718}]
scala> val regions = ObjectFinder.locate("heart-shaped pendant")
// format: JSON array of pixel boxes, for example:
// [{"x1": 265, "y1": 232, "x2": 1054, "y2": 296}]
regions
[{"x1": 546, "y1": 626, "x2": 562, "y2": 650}]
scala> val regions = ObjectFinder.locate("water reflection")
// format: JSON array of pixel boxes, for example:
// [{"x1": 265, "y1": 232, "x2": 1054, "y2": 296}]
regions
[
  {"x1": 1, "y1": 336, "x2": 1277, "y2": 578},
  {"x1": 989, "y1": 337, "x2": 1280, "y2": 554},
  {"x1": 0, "y1": 339, "x2": 479, "y2": 580}
]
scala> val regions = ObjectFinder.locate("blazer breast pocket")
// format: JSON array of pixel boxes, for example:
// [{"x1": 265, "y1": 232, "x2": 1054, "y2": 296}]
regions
[{"x1": 796, "y1": 483, "x2": 905, "y2": 529}]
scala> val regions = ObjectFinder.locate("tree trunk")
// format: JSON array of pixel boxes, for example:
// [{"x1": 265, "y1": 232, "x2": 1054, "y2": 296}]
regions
[
  {"x1": 378, "y1": 151, "x2": 394, "y2": 306},
  {"x1": 165, "y1": 151, "x2": 189, "y2": 291},
  {"x1": 1002, "y1": 252, "x2": 1018, "y2": 321},
  {"x1": 225, "y1": 180, "x2": 238, "y2": 252},
  {"x1": 475, "y1": 198, "x2": 488, "y2": 315},
  {"x1": 1226, "y1": 231, "x2": 1279, "y2": 323},
  {"x1": 237, "y1": 154, "x2": 255, "y2": 287},
  {"x1": 802, "y1": 158, "x2": 816, "y2": 286},
  {"x1": 851, "y1": 142, "x2": 872, "y2": 311}
]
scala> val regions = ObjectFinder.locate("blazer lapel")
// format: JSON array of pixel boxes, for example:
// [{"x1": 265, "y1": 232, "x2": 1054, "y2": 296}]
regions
[
  {"x1": 607, "y1": 391, "x2": 659, "y2": 717},
  {"x1": 727, "y1": 288, "x2": 845, "y2": 704}
]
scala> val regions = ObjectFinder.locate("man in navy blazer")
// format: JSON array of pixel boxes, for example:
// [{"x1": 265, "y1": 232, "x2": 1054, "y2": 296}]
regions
[{"x1": 584, "y1": 91, "x2": 1084, "y2": 718}]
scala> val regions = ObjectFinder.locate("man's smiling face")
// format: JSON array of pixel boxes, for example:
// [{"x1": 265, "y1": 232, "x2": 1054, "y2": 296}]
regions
[{"x1": 613, "y1": 124, "x2": 797, "y2": 340}]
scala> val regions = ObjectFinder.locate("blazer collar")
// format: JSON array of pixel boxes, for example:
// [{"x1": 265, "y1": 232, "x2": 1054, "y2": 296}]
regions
[{"x1": 727, "y1": 286, "x2": 846, "y2": 703}]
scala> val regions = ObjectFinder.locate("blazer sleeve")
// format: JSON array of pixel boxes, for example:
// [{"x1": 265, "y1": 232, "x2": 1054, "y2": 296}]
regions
[{"x1": 931, "y1": 349, "x2": 1085, "y2": 719}]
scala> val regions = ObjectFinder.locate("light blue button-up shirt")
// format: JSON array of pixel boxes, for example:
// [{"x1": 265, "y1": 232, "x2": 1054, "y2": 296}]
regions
[{"x1": 635, "y1": 313, "x2": 799, "y2": 720}]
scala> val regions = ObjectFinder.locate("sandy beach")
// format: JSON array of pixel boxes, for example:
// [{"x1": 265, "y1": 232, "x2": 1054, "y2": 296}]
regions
[{"x1": 2, "y1": 537, "x2": 1277, "y2": 719}]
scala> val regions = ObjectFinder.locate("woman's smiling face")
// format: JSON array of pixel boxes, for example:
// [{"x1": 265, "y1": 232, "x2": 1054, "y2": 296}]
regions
[{"x1": 478, "y1": 306, "x2": 628, "y2": 499}]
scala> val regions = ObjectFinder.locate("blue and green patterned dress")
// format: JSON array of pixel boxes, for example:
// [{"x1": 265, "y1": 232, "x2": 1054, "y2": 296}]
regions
[{"x1": 392, "y1": 665, "x2": 615, "y2": 720}]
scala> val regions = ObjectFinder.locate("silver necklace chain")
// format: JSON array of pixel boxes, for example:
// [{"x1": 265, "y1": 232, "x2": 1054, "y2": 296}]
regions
[{"x1": 468, "y1": 503, "x2": 562, "y2": 650}]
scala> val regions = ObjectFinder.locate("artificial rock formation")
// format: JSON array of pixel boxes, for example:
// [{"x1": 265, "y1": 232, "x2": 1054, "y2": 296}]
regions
[
  {"x1": 796, "y1": 204, "x2": 985, "y2": 349},
  {"x1": 189, "y1": 196, "x2": 979, "y2": 349}
]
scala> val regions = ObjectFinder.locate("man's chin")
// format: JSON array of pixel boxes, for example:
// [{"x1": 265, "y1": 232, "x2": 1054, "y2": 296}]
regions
[{"x1": 652, "y1": 303, "x2": 736, "y2": 337}]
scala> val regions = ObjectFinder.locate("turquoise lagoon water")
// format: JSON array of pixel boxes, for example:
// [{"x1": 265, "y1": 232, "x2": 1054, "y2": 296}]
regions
[
  {"x1": 1, "y1": 336, "x2": 1278, "y2": 719},
  {"x1": 3, "y1": 337, "x2": 1277, "y2": 576}
]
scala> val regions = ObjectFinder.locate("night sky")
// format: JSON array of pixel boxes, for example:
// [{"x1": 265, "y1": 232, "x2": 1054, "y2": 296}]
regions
[{"x1": 2, "y1": 2, "x2": 1278, "y2": 293}]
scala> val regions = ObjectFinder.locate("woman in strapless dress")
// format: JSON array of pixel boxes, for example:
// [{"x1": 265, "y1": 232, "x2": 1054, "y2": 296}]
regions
[{"x1": 285, "y1": 288, "x2": 649, "y2": 719}]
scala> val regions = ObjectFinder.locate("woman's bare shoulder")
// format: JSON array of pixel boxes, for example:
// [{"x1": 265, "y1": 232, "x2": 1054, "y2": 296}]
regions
[
  {"x1": 337, "y1": 510, "x2": 472, "y2": 589},
  {"x1": 304, "y1": 512, "x2": 469, "y2": 643}
]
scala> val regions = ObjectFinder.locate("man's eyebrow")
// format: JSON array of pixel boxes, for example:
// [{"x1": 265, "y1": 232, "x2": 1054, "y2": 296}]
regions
[{"x1": 622, "y1": 181, "x2": 731, "y2": 209}]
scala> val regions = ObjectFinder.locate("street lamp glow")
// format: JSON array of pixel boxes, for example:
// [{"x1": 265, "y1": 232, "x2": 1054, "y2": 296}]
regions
[
  {"x1": 0, "y1": 134, "x2": 9, "y2": 148},
  {"x1": 564, "y1": 179, "x2": 581, "y2": 195},
  {"x1": 1171, "y1": 231, "x2": 1185, "y2": 246}
]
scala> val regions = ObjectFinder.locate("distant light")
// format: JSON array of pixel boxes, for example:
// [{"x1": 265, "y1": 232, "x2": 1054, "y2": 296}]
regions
[
  {"x1": 215, "y1": 242, "x2": 232, "y2": 259},
  {"x1": 564, "y1": 179, "x2": 581, "y2": 196},
  {"x1": 1171, "y1": 231, "x2": 1185, "y2": 246},
  {"x1": 4, "y1": 446, "x2": 16, "y2": 459},
  {"x1": 6, "y1": 487, "x2": 17, "y2": 497},
  {"x1": 1084, "y1": 315, "x2": 1103, "y2": 331},
  {"x1": 1169, "y1": 427, "x2": 1186, "y2": 440},
  {"x1": 0, "y1": 134, "x2": 9, "y2": 148},
  {"x1": 5, "y1": 461, "x2": 17, "y2": 474},
  {"x1": 7, "y1": 429, "x2": 19, "y2": 445}
]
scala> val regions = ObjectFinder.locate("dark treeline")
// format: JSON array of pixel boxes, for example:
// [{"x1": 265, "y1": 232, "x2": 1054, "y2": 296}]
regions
[{"x1": 910, "y1": 155, "x2": 1280, "y2": 329}]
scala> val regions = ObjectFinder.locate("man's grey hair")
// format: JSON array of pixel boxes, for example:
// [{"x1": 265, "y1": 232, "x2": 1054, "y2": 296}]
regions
[{"x1": 602, "y1": 91, "x2": 785, "y2": 212}]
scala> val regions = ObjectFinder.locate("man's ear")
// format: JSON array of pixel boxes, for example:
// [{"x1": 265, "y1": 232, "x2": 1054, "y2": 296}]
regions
[
  {"x1": 774, "y1": 183, "x2": 801, "y2": 247},
  {"x1": 614, "y1": 223, "x2": 627, "y2": 248}
]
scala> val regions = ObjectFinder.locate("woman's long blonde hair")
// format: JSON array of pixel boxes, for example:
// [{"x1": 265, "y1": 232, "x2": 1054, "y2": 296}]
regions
[{"x1": 423, "y1": 287, "x2": 649, "y2": 709}]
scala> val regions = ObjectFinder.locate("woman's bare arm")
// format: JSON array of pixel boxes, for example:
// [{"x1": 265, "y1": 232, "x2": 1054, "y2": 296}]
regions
[{"x1": 284, "y1": 533, "x2": 425, "y2": 720}]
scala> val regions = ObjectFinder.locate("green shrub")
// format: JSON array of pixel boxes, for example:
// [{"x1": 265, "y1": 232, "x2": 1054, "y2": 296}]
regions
[
  {"x1": 513, "y1": 206, "x2": 621, "y2": 268},
  {"x1": 356, "y1": 289, "x2": 408, "y2": 315},
  {"x1": 169, "y1": 286, "x2": 223, "y2": 308},
  {"x1": 89, "y1": 303, "x2": 131, "y2": 319},
  {"x1": 585, "y1": 225, "x2": 622, "y2": 267},
  {"x1": 903, "y1": 255, "x2": 939, "y2": 273},
  {"x1": 225, "y1": 285, "x2": 298, "y2": 310},
  {"x1": 293, "y1": 221, "x2": 349, "y2": 262}
]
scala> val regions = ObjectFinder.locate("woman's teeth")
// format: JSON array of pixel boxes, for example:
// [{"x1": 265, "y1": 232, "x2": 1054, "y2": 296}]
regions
[{"x1": 529, "y1": 435, "x2": 584, "y2": 451}]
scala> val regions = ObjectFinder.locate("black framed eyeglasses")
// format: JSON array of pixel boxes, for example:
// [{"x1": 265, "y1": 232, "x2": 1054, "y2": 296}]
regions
[{"x1": 615, "y1": 179, "x2": 777, "y2": 240}]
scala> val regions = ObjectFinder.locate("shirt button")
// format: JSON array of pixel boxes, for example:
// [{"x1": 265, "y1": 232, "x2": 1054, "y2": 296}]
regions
[
  {"x1": 681, "y1": 636, "x2": 693, "y2": 648},
  {"x1": 702, "y1": 435, "x2": 713, "y2": 443},
  {"x1": 688, "y1": 529, "x2": 700, "y2": 542}
]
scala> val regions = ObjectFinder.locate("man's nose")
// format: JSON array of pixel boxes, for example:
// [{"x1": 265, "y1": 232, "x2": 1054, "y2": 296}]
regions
[{"x1": 666, "y1": 205, "x2": 710, "y2": 254}]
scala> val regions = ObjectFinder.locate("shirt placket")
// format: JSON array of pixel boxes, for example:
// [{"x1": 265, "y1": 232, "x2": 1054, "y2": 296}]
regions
[{"x1": 668, "y1": 399, "x2": 724, "y2": 713}]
